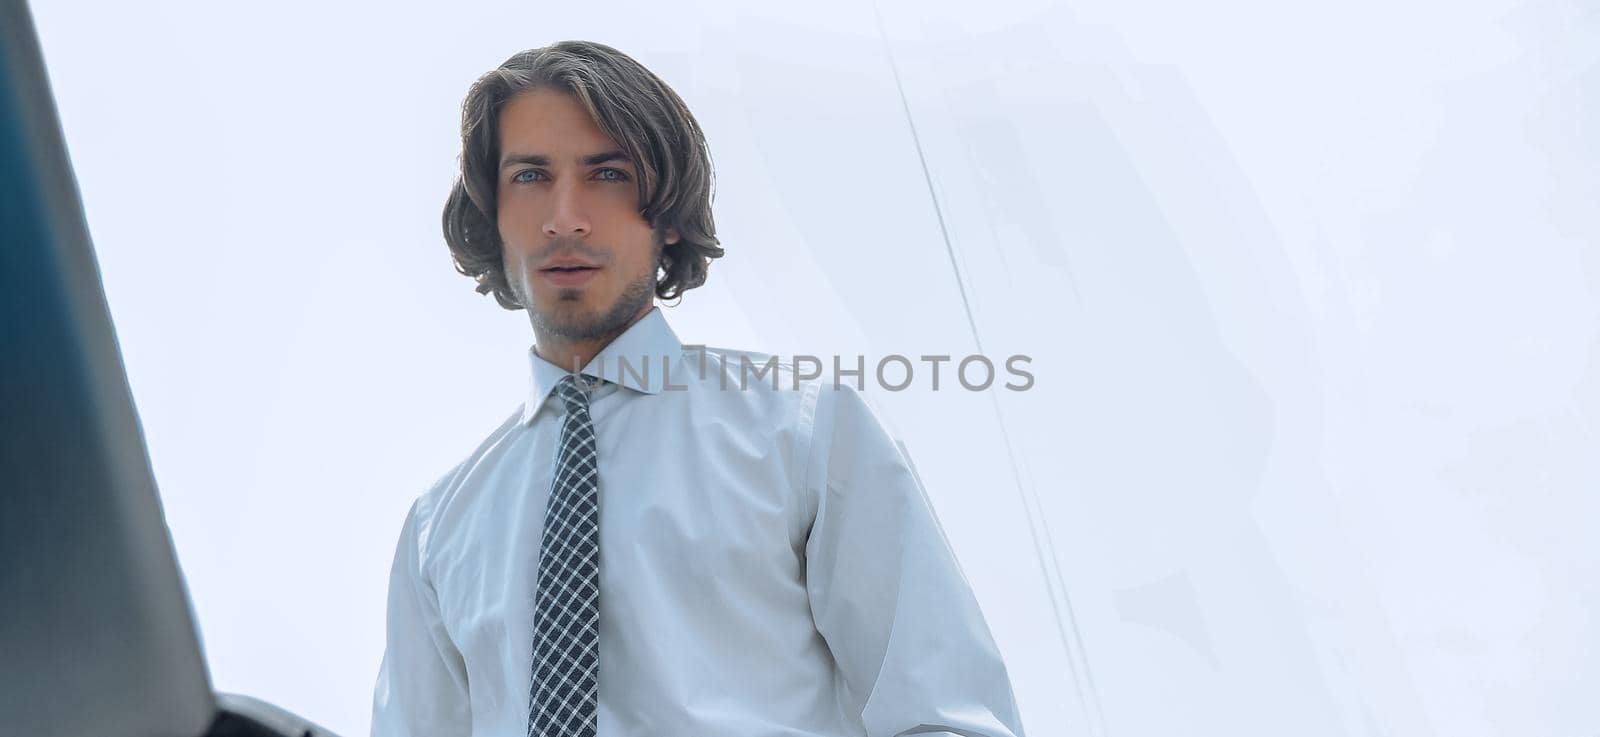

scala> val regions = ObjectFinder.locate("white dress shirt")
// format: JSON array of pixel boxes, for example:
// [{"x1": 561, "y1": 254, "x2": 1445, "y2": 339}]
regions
[{"x1": 370, "y1": 306, "x2": 1025, "y2": 737}]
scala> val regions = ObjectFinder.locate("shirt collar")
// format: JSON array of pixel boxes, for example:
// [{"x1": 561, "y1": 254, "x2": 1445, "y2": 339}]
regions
[{"x1": 522, "y1": 306, "x2": 684, "y2": 426}]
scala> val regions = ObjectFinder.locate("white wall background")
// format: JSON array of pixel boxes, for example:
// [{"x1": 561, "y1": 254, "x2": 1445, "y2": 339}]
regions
[{"x1": 32, "y1": 0, "x2": 1599, "y2": 735}]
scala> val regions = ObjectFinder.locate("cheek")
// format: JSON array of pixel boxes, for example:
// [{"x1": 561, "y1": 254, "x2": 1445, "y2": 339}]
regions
[{"x1": 497, "y1": 201, "x2": 539, "y2": 245}]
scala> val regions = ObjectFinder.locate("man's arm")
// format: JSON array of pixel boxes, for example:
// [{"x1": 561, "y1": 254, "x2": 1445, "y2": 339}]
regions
[
  {"x1": 803, "y1": 384, "x2": 1026, "y2": 737},
  {"x1": 370, "y1": 497, "x2": 471, "y2": 737}
]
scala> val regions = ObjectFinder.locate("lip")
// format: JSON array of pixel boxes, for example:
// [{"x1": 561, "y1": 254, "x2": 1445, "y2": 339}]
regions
[
  {"x1": 540, "y1": 264, "x2": 601, "y2": 287},
  {"x1": 540, "y1": 257, "x2": 600, "y2": 270}
]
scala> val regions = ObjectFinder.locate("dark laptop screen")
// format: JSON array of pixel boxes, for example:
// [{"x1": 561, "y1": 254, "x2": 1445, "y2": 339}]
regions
[{"x1": 0, "y1": 2, "x2": 217, "y2": 735}]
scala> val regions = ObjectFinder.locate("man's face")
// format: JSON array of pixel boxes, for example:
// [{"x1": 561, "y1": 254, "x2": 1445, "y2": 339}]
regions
[{"x1": 496, "y1": 87, "x2": 678, "y2": 342}]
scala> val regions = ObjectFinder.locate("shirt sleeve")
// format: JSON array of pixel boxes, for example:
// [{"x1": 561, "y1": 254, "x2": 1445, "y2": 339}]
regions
[
  {"x1": 803, "y1": 383, "x2": 1027, "y2": 737},
  {"x1": 370, "y1": 496, "x2": 472, "y2": 737}
]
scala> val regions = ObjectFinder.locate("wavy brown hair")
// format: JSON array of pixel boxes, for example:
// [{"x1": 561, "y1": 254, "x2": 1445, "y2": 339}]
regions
[{"x1": 443, "y1": 41, "x2": 723, "y2": 309}]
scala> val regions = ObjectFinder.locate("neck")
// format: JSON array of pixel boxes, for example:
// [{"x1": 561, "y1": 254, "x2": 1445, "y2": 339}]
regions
[{"x1": 532, "y1": 304, "x2": 654, "y2": 373}]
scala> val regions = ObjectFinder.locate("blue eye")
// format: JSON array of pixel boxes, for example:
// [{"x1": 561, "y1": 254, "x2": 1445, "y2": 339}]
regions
[{"x1": 510, "y1": 169, "x2": 628, "y2": 184}]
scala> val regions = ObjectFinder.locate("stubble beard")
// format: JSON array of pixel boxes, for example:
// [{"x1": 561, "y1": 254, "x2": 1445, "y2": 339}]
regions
[{"x1": 518, "y1": 232, "x2": 663, "y2": 344}]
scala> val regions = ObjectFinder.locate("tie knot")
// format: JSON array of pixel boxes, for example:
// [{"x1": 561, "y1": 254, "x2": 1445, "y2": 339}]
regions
[{"x1": 552, "y1": 372, "x2": 597, "y2": 414}]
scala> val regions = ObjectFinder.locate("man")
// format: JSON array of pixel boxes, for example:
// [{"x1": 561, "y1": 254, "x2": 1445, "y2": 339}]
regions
[{"x1": 371, "y1": 40, "x2": 1025, "y2": 737}]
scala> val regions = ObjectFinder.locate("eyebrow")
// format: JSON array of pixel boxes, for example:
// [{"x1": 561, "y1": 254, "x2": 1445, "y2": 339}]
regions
[{"x1": 499, "y1": 150, "x2": 632, "y2": 170}]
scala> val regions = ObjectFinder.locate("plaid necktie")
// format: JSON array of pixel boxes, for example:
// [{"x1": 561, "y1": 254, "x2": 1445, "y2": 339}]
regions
[{"x1": 528, "y1": 372, "x2": 601, "y2": 737}]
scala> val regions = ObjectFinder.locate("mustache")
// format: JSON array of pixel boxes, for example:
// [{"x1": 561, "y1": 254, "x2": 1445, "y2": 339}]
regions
[{"x1": 538, "y1": 238, "x2": 607, "y2": 264}]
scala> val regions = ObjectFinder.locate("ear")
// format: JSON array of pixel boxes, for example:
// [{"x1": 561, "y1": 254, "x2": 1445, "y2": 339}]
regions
[{"x1": 665, "y1": 226, "x2": 681, "y2": 245}]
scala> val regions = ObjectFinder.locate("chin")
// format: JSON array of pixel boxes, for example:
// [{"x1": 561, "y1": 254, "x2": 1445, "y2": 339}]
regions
[{"x1": 532, "y1": 299, "x2": 620, "y2": 338}]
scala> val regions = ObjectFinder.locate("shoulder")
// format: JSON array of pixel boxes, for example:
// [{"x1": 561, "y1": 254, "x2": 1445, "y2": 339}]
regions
[
  {"x1": 670, "y1": 346, "x2": 911, "y2": 486},
  {"x1": 674, "y1": 344, "x2": 828, "y2": 420},
  {"x1": 671, "y1": 345, "x2": 837, "y2": 500},
  {"x1": 681, "y1": 345, "x2": 816, "y2": 389}
]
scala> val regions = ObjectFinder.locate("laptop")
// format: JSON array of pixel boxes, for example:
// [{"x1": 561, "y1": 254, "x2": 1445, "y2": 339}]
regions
[{"x1": 1, "y1": 2, "x2": 340, "y2": 735}]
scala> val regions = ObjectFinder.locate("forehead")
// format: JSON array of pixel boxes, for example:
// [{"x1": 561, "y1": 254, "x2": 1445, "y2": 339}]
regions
[{"x1": 497, "y1": 88, "x2": 617, "y2": 151}]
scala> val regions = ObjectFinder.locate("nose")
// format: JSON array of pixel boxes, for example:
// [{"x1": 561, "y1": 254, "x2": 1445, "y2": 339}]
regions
[{"x1": 542, "y1": 179, "x2": 591, "y2": 238}]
